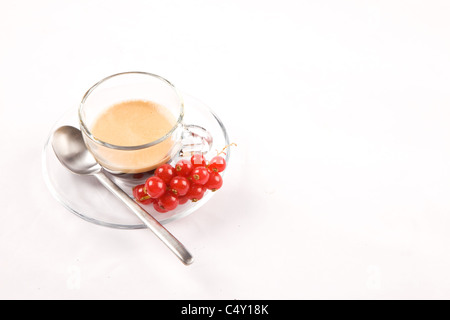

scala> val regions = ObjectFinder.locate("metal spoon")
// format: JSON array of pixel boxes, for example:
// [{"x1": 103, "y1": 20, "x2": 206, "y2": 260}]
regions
[{"x1": 51, "y1": 125, "x2": 194, "y2": 265}]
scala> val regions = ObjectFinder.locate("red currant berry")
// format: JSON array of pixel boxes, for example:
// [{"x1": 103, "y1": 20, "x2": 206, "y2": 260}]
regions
[
  {"x1": 158, "y1": 192, "x2": 179, "y2": 211},
  {"x1": 174, "y1": 159, "x2": 193, "y2": 177},
  {"x1": 169, "y1": 176, "x2": 190, "y2": 196},
  {"x1": 205, "y1": 172, "x2": 223, "y2": 191},
  {"x1": 178, "y1": 195, "x2": 189, "y2": 205},
  {"x1": 153, "y1": 201, "x2": 169, "y2": 213},
  {"x1": 191, "y1": 154, "x2": 207, "y2": 167},
  {"x1": 155, "y1": 164, "x2": 175, "y2": 185},
  {"x1": 186, "y1": 184, "x2": 206, "y2": 202},
  {"x1": 208, "y1": 156, "x2": 226, "y2": 173},
  {"x1": 188, "y1": 166, "x2": 210, "y2": 185},
  {"x1": 132, "y1": 184, "x2": 153, "y2": 204},
  {"x1": 144, "y1": 176, "x2": 166, "y2": 199}
]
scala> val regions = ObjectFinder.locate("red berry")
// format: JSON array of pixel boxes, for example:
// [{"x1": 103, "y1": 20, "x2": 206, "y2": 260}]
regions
[
  {"x1": 144, "y1": 176, "x2": 166, "y2": 199},
  {"x1": 186, "y1": 184, "x2": 206, "y2": 202},
  {"x1": 208, "y1": 156, "x2": 226, "y2": 173},
  {"x1": 188, "y1": 166, "x2": 210, "y2": 185},
  {"x1": 169, "y1": 176, "x2": 190, "y2": 196},
  {"x1": 191, "y1": 154, "x2": 207, "y2": 167},
  {"x1": 205, "y1": 172, "x2": 223, "y2": 191},
  {"x1": 153, "y1": 201, "x2": 169, "y2": 213},
  {"x1": 178, "y1": 195, "x2": 189, "y2": 205},
  {"x1": 174, "y1": 159, "x2": 193, "y2": 177},
  {"x1": 155, "y1": 164, "x2": 175, "y2": 184},
  {"x1": 132, "y1": 184, "x2": 153, "y2": 204},
  {"x1": 158, "y1": 192, "x2": 179, "y2": 211}
]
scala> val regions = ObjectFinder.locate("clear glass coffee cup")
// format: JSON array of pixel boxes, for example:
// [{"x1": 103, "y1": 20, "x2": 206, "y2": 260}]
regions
[{"x1": 79, "y1": 72, "x2": 212, "y2": 177}]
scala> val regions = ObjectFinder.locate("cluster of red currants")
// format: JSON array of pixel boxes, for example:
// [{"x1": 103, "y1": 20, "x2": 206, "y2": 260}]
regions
[{"x1": 132, "y1": 154, "x2": 226, "y2": 213}]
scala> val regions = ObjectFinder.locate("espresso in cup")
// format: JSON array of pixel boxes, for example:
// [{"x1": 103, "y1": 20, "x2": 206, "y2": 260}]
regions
[
  {"x1": 79, "y1": 72, "x2": 184, "y2": 174},
  {"x1": 92, "y1": 100, "x2": 176, "y2": 147},
  {"x1": 90, "y1": 99, "x2": 177, "y2": 173},
  {"x1": 79, "y1": 72, "x2": 212, "y2": 175}
]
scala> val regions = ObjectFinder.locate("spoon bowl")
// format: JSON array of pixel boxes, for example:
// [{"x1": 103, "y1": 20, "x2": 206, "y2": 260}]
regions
[{"x1": 52, "y1": 125, "x2": 101, "y2": 175}]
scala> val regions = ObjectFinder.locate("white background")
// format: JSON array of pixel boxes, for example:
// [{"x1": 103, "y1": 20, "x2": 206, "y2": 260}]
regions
[{"x1": 1, "y1": 0, "x2": 450, "y2": 299}]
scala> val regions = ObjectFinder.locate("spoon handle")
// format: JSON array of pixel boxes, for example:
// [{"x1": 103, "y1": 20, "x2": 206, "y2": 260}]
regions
[{"x1": 94, "y1": 171, "x2": 194, "y2": 265}]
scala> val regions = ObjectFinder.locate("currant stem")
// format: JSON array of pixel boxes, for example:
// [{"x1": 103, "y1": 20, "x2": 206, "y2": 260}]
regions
[{"x1": 216, "y1": 142, "x2": 237, "y2": 157}]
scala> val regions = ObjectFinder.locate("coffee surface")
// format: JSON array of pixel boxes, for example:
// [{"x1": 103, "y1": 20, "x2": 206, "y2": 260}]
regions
[
  {"x1": 88, "y1": 99, "x2": 177, "y2": 173},
  {"x1": 92, "y1": 100, "x2": 176, "y2": 146}
]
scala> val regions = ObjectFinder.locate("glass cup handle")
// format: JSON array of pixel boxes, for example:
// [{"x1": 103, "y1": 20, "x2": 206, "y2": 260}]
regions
[{"x1": 180, "y1": 124, "x2": 213, "y2": 157}]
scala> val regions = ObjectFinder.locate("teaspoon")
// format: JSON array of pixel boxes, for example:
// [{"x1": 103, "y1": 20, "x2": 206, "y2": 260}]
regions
[{"x1": 51, "y1": 125, "x2": 194, "y2": 265}]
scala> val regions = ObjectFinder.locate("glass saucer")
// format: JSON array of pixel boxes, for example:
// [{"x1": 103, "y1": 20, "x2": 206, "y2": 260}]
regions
[{"x1": 42, "y1": 93, "x2": 230, "y2": 229}]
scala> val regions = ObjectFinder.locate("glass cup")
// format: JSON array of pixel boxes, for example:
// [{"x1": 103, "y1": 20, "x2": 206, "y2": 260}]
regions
[{"x1": 78, "y1": 72, "x2": 212, "y2": 177}]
